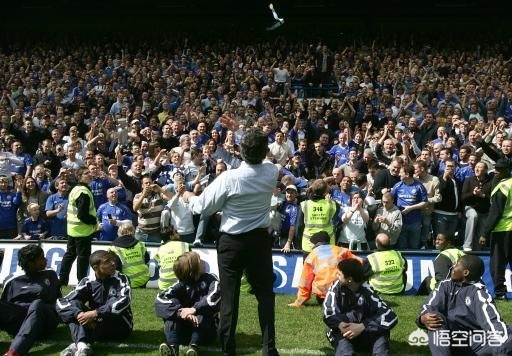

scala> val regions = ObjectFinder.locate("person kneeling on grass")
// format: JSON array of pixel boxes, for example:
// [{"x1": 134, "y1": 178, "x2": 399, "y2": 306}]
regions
[
  {"x1": 288, "y1": 230, "x2": 360, "y2": 307},
  {"x1": 155, "y1": 251, "x2": 220, "y2": 356},
  {"x1": 57, "y1": 250, "x2": 133, "y2": 356},
  {"x1": 323, "y1": 258, "x2": 398, "y2": 356},
  {"x1": 417, "y1": 254, "x2": 512, "y2": 355},
  {"x1": 0, "y1": 244, "x2": 61, "y2": 356}
]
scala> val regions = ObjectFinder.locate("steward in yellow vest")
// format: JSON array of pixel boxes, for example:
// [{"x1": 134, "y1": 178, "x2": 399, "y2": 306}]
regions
[
  {"x1": 481, "y1": 158, "x2": 512, "y2": 299},
  {"x1": 363, "y1": 233, "x2": 407, "y2": 294},
  {"x1": 417, "y1": 233, "x2": 464, "y2": 295},
  {"x1": 109, "y1": 222, "x2": 150, "y2": 288},
  {"x1": 59, "y1": 168, "x2": 98, "y2": 286},
  {"x1": 297, "y1": 179, "x2": 338, "y2": 252},
  {"x1": 153, "y1": 234, "x2": 191, "y2": 290}
]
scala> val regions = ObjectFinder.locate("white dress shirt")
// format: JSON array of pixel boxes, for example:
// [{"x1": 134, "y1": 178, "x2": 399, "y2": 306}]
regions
[{"x1": 188, "y1": 161, "x2": 278, "y2": 234}]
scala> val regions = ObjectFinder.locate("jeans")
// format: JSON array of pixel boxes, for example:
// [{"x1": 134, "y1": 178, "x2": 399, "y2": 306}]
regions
[
  {"x1": 420, "y1": 214, "x2": 433, "y2": 248},
  {"x1": 397, "y1": 223, "x2": 421, "y2": 250},
  {"x1": 432, "y1": 212, "x2": 459, "y2": 239},
  {"x1": 463, "y1": 207, "x2": 488, "y2": 250},
  {"x1": 135, "y1": 228, "x2": 161, "y2": 243}
]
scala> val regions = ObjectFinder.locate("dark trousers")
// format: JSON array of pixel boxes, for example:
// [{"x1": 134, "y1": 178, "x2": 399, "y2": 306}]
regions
[
  {"x1": 164, "y1": 315, "x2": 216, "y2": 346},
  {"x1": 59, "y1": 234, "x2": 93, "y2": 285},
  {"x1": 59, "y1": 300, "x2": 132, "y2": 344},
  {"x1": 332, "y1": 330, "x2": 390, "y2": 356},
  {"x1": 0, "y1": 300, "x2": 59, "y2": 355},
  {"x1": 217, "y1": 229, "x2": 278, "y2": 356},
  {"x1": 490, "y1": 231, "x2": 512, "y2": 297}
]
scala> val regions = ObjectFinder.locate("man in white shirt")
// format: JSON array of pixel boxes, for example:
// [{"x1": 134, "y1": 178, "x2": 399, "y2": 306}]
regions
[
  {"x1": 268, "y1": 131, "x2": 293, "y2": 165},
  {"x1": 185, "y1": 128, "x2": 280, "y2": 356}
]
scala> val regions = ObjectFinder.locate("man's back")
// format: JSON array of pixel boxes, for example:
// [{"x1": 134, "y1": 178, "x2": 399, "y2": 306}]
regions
[{"x1": 191, "y1": 161, "x2": 278, "y2": 234}]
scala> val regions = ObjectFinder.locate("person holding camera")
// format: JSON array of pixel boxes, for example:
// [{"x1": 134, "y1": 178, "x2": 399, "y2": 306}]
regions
[{"x1": 132, "y1": 175, "x2": 173, "y2": 243}]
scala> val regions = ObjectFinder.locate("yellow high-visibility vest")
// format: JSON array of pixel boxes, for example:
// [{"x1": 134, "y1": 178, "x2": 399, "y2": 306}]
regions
[
  {"x1": 67, "y1": 185, "x2": 97, "y2": 237},
  {"x1": 300, "y1": 199, "x2": 336, "y2": 252},
  {"x1": 367, "y1": 250, "x2": 406, "y2": 294}
]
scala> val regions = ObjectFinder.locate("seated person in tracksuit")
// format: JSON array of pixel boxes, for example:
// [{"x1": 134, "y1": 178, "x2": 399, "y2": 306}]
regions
[
  {"x1": 417, "y1": 233, "x2": 464, "y2": 295},
  {"x1": 155, "y1": 251, "x2": 221, "y2": 356},
  {"x1": 417, "y1": 254, "x2": 512, "y2": 355},
  {"x1": 0, "y1": 244, "x2": 61, "y2": 356},
  {"x1": 323, "y1": 258, "x2": 398, "y2": 356},
  {"x1": 288, "y1": 230, "x2": 360, "y2": 307},
  {"x1": 108, "y1": 222, "x2": 150, "y2": 288},
  {"x1": 57, "y1": 250, "x2": 133, "y2": 356}
]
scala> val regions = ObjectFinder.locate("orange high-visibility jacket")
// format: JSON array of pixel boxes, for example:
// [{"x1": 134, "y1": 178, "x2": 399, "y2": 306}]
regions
[{"x1": 295, "y1": 244, "x2": 361, "y2": 305}]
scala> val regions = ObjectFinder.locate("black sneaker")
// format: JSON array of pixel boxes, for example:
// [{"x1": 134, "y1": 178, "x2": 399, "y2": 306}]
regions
[{"x1": 495, "y1": 294, "x2": 508, "y2": 301}]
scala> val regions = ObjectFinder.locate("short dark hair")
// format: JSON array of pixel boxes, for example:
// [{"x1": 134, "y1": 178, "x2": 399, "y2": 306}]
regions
[
  {"x1": 402, "y1": 164, "x2": 415, "y2": 177},
  {"x1": 18, "y1": 244, "x2": 44, "y2": 272},
  {"x1": 239, "y1": 128, "x2": 269, "y2": 164},
  {"x1": 459, "y1": 254, "x2": 484, "y2": 281},
  {"x1": 338, "y1": 258, "x2": 364, "y2": 283},
  {"x1": 89, "y1": 250, "x2": 112, "y2": 267}
]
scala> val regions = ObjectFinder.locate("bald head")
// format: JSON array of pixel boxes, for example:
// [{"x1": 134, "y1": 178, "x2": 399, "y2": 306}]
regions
[{"x1": 375, "y1": 233, "x2": 391, "y2": 250}]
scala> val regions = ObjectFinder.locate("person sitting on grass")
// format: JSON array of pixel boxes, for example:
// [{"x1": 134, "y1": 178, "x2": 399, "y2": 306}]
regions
[
  {"x1": 363, "y1": 232, "x2": 407, "y2": 295},
  {"x1": 108, "y1": 222, "x2": 150, "y2": 288},
  {"x1": 323, "y1": 258, "x2": 398, "y2": 355},
  {"x1": 154, "y1": 230, "x2": 191, "y2": 291},
  {"x1": 0, "y1": 244, "x2": 61, "y2": 356},
  {"x1": 417, "y1": 254, "x2": 512, "y2": 355},
  {"x1": 288, "y1": 230, "x2": 360, "y2": 307},
  {"x1": 155, "y1": 251, "x2": 220, "y2": 356},
  {"x1": 417, "y1": 233, "x2": 464, "y2": 295},
  {"x1": 57, "y1": 250, "x2": 133, "y2": 356}
]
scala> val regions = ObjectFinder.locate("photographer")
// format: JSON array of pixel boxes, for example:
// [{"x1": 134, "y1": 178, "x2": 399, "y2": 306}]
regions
[{"x1": 132, "y1": 175, "x2": 173, "y2": 243}]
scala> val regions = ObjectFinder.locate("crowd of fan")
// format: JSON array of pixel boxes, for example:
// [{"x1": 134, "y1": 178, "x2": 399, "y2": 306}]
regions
[{"x1": 1, "y1": 38, "x2": 512, "y2": 251}]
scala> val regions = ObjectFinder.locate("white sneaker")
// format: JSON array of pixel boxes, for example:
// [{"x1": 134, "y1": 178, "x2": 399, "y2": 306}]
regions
[
  {"x1": 463, "y1": 247, "x2": 472, "y2": 252},
  {"x1": 60, "y1": 343, "x2": 77, "y2": 356},
  {"x1": 159, "y1": 343, "x2": 178, "y2": 356},
  {"x1": 76, "y1": 344, "x2": 93, "y2": 356},
  {"x1": 192, "y1": 239, "x2": 202, "y2": 247}
]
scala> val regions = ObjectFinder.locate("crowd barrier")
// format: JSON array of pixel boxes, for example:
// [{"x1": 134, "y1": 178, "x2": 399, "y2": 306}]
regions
[{"x1": 0, "y1": 240, "x2": 509, "y2": 297}]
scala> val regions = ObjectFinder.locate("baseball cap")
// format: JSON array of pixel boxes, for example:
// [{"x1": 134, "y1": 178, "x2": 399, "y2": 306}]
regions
[
  {"x1": 310, "y1": 231, "x2": 330, "y2": 245},
  {"x1": 285, "y1": 185, "x2": 297, "y2": 192}
]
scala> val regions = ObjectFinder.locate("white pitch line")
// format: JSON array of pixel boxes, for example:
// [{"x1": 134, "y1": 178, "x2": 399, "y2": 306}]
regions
[
  {"x1": 40, "y1": 341, "x2": 429, "y2": 355},
  {"x1": 44, "y1": 341, "x2": 335, "y2": 354}
]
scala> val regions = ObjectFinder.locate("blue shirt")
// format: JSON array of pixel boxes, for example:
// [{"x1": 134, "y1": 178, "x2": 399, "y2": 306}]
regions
[
  {"x1": 45, "y1": 193, "x2": 68, "y2": 236},
  {"x1": 96, "y1": 202, "x2": 133, "y2": 241},
  {"x1": 22, "y1": 216, "x2": 49, "y2": 240},
  {"x1": 279, "y1": 201, "x2": 298, "y2": 231},
  {"x1": 391, "y1": 179, "x2": 428, "y2": 225},
  {"x1": 330, "y1": 188, "x2": 352, "y2": 207},
  {"x1": 0, "y1": 191, "x2": 21, "y2": 231},
  {"x1": 328, "y1": 144, "x2": 350, "y2": 166},
  {"x1": 89, "y1": 177, "x2": 115, "y2": 209},
  {"x1": 10, "y1": 153, "x2": 33, "y2": 175}
]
